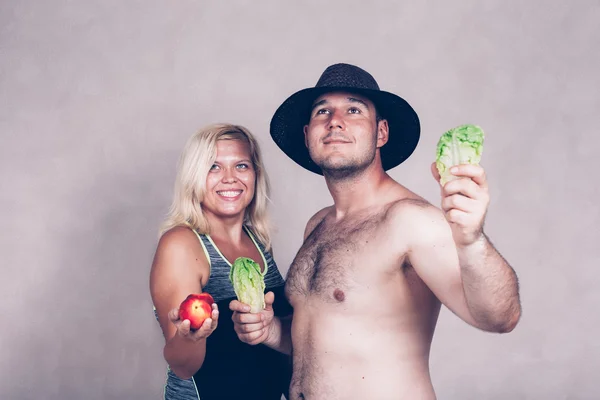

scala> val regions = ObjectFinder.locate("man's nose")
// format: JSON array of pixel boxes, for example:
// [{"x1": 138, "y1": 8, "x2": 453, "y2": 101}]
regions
[{"x1": 328, "y1": 110, "x2": 345, "y2": 130}]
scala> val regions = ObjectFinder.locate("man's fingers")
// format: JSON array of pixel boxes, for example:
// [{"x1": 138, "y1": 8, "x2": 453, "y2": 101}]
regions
[
  {"x1": 229, "y1": 299, "x2": 251, "y2": 313},
  {"x1": 235, "y1": 322, "x2": 264, "y2": 334},
  {"x1": 232, "y1": 311, "x2": 263, "y2": 324},
  {"x1": 442, "y1": 194, "x2": 478, "y2": 214},
  {"x1": 443, "y1": 178, "x2": 480, "y2": 199},
  {"x1": 445, "y1": 209, "x2": 470, "y2": 225},
  {"x1": 264, "y1": 291, "x2": 275, "y2": 310},
  {"x1": 448, "y1": 164, "x2": 488, "y2": 188},
  {"x1": 240, "y1": 329, "x2": 266, "y2": 344}
]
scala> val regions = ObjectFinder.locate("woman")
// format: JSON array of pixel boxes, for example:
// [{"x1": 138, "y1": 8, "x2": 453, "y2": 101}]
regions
[{"x1": 149, "y1": 123, "x2": 292, "y2": 400}]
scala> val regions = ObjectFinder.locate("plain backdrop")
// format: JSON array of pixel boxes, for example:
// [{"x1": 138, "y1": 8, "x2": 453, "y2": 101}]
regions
[{"x1": 1, "y1": 1, "x2": 599, "y2": 399}]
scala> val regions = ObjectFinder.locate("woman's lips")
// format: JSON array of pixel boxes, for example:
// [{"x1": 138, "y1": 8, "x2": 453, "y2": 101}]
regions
[{"x1": 216, "y1": 190, "x2": 243, "y2": 200}]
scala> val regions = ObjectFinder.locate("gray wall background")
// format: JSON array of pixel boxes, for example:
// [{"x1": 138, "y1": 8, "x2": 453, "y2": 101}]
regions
[{"x1": 1, "y1": 1, "x2": 598, "y2": 399}]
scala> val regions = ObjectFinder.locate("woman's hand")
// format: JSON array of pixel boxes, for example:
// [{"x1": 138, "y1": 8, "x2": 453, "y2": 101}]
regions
[{"x1": 168, "y1": 303, "x2": 219, "y2": 341}]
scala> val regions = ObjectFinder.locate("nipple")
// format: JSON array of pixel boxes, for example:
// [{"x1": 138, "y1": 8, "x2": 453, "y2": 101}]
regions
[{"x1": 333, "y1": 288, "x2": 345, "y2": 302}]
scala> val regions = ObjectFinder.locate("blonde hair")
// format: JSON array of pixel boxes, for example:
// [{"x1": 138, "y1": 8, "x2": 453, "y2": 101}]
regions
[{"x1": 159, "y1": 123, "x2": 272, "y2": 249}]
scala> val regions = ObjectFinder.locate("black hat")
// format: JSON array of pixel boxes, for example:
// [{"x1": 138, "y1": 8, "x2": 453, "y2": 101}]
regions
[{"x1": 269, "y1": 63, "x2": 420, "y2": 175}]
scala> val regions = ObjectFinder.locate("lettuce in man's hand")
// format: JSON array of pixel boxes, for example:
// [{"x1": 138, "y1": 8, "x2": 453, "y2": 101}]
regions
[
  {"x1": 229, "y1": 257, "x2": 267, "y2": 313},
  {"x1": 436, "y1": 124, "x2": 485, "y2": 186}
]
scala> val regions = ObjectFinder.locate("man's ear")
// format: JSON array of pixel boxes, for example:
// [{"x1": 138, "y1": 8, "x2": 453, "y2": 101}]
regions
[
  {"x1": 303, "y1": 125, "x2": 309, "y2": 148},
  {"x1": 376, "y1": 120, "x2": 389, "y2": 148}
]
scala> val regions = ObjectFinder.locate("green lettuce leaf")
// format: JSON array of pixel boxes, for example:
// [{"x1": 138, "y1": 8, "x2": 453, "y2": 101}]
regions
[
  {"x1": 435, "y1": 124, "x2": 485, "y2": 185},
  {"x1": 229, "y1": 257, "x2": 267, "y2": 313}
]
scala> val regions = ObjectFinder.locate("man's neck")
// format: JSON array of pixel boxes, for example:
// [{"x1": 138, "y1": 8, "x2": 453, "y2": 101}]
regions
[{"x1": 324, "y1": 163, "x2": 391, "y2": 219}]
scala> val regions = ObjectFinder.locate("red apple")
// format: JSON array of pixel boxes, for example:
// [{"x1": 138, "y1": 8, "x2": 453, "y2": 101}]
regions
[{"x1": 178, "y1": 293, "x2": 215, "y2": 331}]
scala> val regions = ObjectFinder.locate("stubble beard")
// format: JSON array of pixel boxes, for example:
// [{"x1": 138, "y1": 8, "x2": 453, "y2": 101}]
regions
[{"x1": 312, "y1": 142, "x2": 377, "y2": 182}]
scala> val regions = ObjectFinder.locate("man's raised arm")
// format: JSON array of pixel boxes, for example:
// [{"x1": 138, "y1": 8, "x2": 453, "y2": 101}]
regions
[{"x1": 402, "y1": 163, "x2": 521, "y2": 333}]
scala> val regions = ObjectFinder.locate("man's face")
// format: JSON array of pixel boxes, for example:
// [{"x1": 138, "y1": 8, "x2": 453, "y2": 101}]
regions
[{"x1": 303, "y1": 91, "x2": 388, "y2": 177}]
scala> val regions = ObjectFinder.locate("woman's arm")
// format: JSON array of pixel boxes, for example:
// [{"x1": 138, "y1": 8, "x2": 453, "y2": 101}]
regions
[{"x1": 149, "y1": 227, "x2": 218, "y2": 379}]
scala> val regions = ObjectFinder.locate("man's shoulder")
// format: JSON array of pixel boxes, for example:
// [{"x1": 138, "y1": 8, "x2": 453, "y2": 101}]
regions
[
  {"x1": 379, "y1": 179, "x2": 436, "y2": 214},
  {"x1": 385, "y1": 194, "x2": 448, "y2": 236},
  {"x1": 311, "y1": 205, "x2": 334, "y2": 220},
  {"x1": 303, "y1": 205, "x2": 333, "y2": 240}
]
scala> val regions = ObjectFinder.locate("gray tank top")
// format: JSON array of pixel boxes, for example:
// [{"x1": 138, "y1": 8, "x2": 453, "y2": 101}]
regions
[
  {"x1": 195, "y1": 225, "x2": 285, "y2": 302},
  {"x1": 159, "y1": 225, "x2": 290, "y2": 400}
]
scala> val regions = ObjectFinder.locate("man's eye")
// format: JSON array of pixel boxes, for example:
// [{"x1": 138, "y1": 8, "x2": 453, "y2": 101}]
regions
[
  {"x1": 316, "y1": 109, "x2": 330, "y2": 115},
  {"x1": 348, "y1": 107, "x2": 361, "y2": 114}
]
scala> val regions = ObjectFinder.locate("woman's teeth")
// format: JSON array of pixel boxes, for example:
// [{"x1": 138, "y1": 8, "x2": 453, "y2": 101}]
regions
[{"x1": 217, "y1": 190, "x2": 242, "y2": 198}]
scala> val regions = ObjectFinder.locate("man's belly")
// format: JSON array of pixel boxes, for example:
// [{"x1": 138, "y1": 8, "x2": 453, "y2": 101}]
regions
[{"x1": 289, "y1": 304, "x2": 437, "y2": 400}]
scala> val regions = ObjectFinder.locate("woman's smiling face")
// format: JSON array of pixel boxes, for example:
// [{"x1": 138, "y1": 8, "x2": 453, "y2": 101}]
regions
[{"x1": 202, "y1": 139, "x2": 256, "y2": 220}]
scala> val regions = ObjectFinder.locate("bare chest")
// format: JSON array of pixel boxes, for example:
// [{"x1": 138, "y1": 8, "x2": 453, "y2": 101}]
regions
[{"x1": 285, "y1": 212, "x2": 395, "y2": 302}]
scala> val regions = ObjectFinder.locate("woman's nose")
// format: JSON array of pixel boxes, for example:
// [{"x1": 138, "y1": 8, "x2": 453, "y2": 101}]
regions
[{"x1": 221, "y1": 168, "x2": 238, "y2": 183}]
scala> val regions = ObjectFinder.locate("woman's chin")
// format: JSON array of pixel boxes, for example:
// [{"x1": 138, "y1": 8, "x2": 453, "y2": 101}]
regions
[{"x1": 214, "y1": 208, "x2": 246, "y2": 219}]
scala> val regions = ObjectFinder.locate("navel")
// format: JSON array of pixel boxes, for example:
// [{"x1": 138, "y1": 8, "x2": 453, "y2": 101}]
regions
[{"x1": 333, "y1": 288, "x2": 345, "y2": 302}]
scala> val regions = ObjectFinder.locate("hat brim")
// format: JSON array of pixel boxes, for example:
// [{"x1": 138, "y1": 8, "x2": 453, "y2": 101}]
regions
[{"x1": 270, "y1": 86, "x2": 420, "y2": 175}]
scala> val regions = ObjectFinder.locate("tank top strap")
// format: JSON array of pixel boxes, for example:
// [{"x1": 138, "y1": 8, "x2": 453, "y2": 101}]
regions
[
  {"x1": 192, "y1": 225, "x2": 285, "y2": 301},
  {"x1": 191, "y1": 228, "x2": 212, "y2": 269},
  {"x1": 242, "y1": 226, "x2": 286, "y2": 290}
]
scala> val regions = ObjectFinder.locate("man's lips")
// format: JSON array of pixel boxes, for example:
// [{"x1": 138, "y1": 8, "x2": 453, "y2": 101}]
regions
[{"x1": 323, "y1": 138, "x2": 351, "y2": 144}]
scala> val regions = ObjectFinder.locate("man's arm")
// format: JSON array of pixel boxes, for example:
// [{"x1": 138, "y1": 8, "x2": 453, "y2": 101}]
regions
[
  {"x1": 403, "y1": 162, "x2": 521, "y2": 333},
  {"x1": 455, "y1": 232, "x2": 521, "y2": 331},
  {"x1": 405, "y1": 205, "x2": 521, "y2": 333}
]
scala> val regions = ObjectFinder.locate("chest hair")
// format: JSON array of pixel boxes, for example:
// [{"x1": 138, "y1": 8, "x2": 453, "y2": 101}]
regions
[{"x1": 286, "y1": 210, "x2": 387, "y2": 299}]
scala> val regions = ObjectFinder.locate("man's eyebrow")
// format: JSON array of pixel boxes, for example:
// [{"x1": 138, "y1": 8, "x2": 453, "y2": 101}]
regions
[
  {"x1": 347, "y1": 97, "x2": 370, "y2": 109},
  {"x1": 310, "y1": 97, "x2": 370, "y2": 112},
  {"x1": 311, "y1": 99, "x2": 328, "y2": 111}
]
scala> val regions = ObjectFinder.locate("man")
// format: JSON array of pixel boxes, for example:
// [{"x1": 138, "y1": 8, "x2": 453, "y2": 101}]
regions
[{"x1": 230, "y1": 63, "x2": 521, "y2": 399}]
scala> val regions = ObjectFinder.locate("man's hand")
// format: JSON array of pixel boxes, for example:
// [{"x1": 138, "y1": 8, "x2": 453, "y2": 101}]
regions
[
  {"x1": 230, "y1": 291, "x2": 275, "y2": 345},
  {"x1": 168, "y1": 303, "x2": 219, "y2": 341},
  {"x1": 431, "y1": 162, "x2": 490, "y2": 247}
]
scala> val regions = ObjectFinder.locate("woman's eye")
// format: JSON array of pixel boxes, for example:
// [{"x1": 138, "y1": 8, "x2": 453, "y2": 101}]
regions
[
  {"x1": 210, "y1": 164, "x2": 220, "y2": 171},
  {"x1": 236, "y1": 163, "x2": 249, "y2": 170}
]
